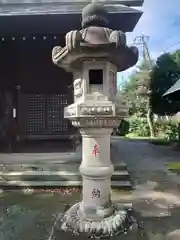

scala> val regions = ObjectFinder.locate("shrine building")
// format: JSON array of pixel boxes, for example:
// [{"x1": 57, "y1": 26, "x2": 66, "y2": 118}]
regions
[{"x1": 0, "y1": 0, "x2": 143, "y2": 152}]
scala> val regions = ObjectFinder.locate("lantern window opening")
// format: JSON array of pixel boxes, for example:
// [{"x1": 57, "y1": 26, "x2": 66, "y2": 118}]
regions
[{"x1": 89, "y1": 69, "x2": 103, "y2": 85}]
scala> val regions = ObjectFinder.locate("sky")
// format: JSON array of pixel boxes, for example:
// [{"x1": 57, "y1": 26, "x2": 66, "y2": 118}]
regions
[{"x1": 117, "y1": 0, "x2": 180, "y2": 85}]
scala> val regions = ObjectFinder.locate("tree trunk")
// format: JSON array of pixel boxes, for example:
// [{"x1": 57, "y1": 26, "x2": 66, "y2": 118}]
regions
[
  {"x1": 112, "y1": 129, "x2": 116, "y2": 136},
  {"x1": 147, "y1": 107, "x2": 156, "y2": 138}
]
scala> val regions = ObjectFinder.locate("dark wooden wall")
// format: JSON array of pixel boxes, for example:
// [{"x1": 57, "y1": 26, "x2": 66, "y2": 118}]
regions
[
  {"x1": 0, "y1": 35, "x2": 72, "y2": 92},
  {"x1": 0, "y1": 35, "x2": 74, "y2": 146}
]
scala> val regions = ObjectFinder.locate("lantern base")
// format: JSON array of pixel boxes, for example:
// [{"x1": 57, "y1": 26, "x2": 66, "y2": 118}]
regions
[{"x1": 49, "y1": 202, "x2": 142, "y2": 239}]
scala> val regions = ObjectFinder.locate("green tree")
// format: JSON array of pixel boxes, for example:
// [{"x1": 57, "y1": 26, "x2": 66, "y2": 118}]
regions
[
  {"x1": 122, "y1": 75, "x2": 148, "y2": 117},
  {"x1": 150, "y1": 50, "x2": 180, "y2": 142},
  {"x1": 135, "y1": 59, "x2": 156, "y2": 137},
  {"x1": 121, "y1": 59, "x2": 156, "y2": 137},
  {"x1": 150, "y1": 50, "x2": 180, "y2": 115},
  {"x1": 119, "y1": 50, "x2": 180, "y2": 139}
]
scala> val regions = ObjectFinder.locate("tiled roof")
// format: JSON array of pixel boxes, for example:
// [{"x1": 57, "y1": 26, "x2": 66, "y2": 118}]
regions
[
  {"x1": 163, "y1": 79, "x2": 180, "y2": 97},
  {"x1": 0, "y1": 0, "x2": 143, "y2": 6},
  {"x1": 0, "y1": 3, "x2": 142, "y2": 15},
  {"x1": 0, "y1": 0, "x2": 143, "y2": 34}
]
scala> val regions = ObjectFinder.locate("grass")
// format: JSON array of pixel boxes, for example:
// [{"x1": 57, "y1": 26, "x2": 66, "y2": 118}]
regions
[
  {"x1": 149, "y1": 138, "x2": 172, "y2": 146},
  {"x1": 168, "y1": 162, "x2": 180, "y2": 171},
  {"x1": 125, "y1": 134, "x2": 172, "y2": 145},
  {"x1": 124, "y1": 133, "x2": 150, "y2": 140},
  {"x1": 115, "y1": 133, "x2": 174, "y2": 146}
]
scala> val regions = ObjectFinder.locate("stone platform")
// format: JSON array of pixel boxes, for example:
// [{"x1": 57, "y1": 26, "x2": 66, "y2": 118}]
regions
[{"x1": 0, "y1": 142, "x2": 132, "y2": 189}]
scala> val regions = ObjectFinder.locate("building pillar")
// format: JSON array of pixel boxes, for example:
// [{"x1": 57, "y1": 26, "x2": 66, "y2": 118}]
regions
[{"x1": 16, "y1": 85, "x2": 21, "y2": 142}]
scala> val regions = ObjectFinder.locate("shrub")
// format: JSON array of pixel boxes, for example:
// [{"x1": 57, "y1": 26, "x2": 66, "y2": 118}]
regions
[
  {"x1": 129, "y1": 117, "x2": 150, "y2": 137},
  {"x1": 168, "y1": 162, "x2": 180, "y2": 171},
  {"x1": 116, "y1": 119, "x2": 129, "y2": 136},
  {"x1": 149, "y1": 138, "x2": 171, "y2": 146},
  {"x1": 128, "y1": 117, "x2": 179, "y2": 140},
  {"x1": 155, "y1": 119, "x2": 178, "y2": 141}
]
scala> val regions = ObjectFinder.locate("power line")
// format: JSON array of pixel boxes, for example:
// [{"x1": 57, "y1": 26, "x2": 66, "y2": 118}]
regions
[{"x1": 165, "y1": 41, "x2": 180, "y2": 52}]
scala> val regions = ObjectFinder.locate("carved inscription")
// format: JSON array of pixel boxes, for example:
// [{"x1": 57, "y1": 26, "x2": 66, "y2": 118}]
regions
[
  {"x1": 81, "y1": 106, "x2": 113, "y2": 115},
  {"x1": 92, "y1": 189, "x2": 101, "y2": 198},
  {"x1": 72, "y1": 119, "x2": 120, "y2": 128},
  {"x1": 74, "y1": 78, "x2": 83, "y2": 99},
  {"x1": 109, "y1": 71, "x2": 115, "y2": 87},
  {"x1": 109, "y1": 71, "x2": 116, "y2": 98},
  {"x1": 74, "y1": 78, "x2": 82, "y2": 90}
]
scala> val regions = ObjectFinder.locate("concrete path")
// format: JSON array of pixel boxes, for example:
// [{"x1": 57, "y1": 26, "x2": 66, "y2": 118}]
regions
[
  {"x1": 1, "y1": 137, "x2": 179, "y2": 166},
  {"x1": 111, "y1": 138, "x2": 180, "y2": 240},
  {"x1": 111, "y1": 137, "x2": 180, "y2": 170}
]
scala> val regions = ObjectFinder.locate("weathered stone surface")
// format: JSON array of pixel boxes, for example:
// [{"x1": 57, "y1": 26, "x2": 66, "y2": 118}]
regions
[
  {"x1": 52, "y1": 3, "x2": 138, "y2": 71},
  {"x1": 167, "y1": 230, "x2": 180, "y2": 240},
  {"x1": 53, "y1": 34, "x2": 138, "y2": 72},
  {"x1": 51, "y1": 0, "x2": 141, "y2": 238},
  {"x1": 49, "y1": 203, "x2": 141, "y2": 239}
]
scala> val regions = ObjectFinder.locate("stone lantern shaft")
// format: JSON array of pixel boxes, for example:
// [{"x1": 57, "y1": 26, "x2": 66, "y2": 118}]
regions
[{"x1": 79, "y1": 127, "x2": 114, "y2": 219}]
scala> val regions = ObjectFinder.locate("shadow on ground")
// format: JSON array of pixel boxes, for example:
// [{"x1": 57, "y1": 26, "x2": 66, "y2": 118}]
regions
[
  {"x1": 1, "y1": 174, "x2": 180, "y2": 240},
  {"x1": 112, "y1": 170, "x2": 180, "y2": 240},
  {"x1": 1, "y1": 139, "x2": 180, "y2": 239}
]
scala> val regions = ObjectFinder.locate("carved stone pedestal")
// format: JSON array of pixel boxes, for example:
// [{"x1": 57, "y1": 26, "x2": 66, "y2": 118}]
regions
[
  {"x1": 49, "y1": 204, "x2": 144, "y2": 239},
  {"x1": 55, "y1": 205, "x2": 136, "y2": 238}
]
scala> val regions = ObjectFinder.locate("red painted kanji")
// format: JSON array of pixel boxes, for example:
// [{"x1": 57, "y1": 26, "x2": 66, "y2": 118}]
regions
[{"x1": 92, "y1": 144, "x2": 100, "y2": 157}]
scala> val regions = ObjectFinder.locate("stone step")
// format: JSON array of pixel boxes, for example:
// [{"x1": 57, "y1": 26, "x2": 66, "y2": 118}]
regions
[
  {"x1": 0, "y1": 160, "x2": 132, "y2": 189},
  {"x1": 112, "y1": 171, "x2": 130, "y2": 181},
  {"x1": 0, "y1": 170, "x2": 130, "y2": 182},
  {"x1": 0, "y1": 162, "x2": 127, "y2": 172},
  {"x1": 0, "y1": 180, "x2": 132, "y2": 189},
  {"x1": 114, "y1": 163, "x2": 127, "y2": 171}
]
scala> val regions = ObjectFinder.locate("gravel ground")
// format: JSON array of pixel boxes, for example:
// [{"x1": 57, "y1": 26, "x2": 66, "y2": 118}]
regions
[{"x1": 1, "y1": 138, "x2": 180, "y2": 240}]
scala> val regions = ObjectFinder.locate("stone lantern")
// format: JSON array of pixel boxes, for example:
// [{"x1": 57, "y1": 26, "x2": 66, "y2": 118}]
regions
[{"x1": 51, "y1": 2, "x2": 138, "y2": 238}]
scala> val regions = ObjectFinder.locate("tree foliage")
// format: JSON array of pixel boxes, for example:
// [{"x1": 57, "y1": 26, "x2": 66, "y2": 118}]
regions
[
  {"x1": 150, "y1": 50, "x2": 180, "y2": 115},
  {"x1": 122, "y1": 50, "x2": 180, "y2": 117},
  {"x1": 120, "y1": 59, "x2": 156, "y2": 137},
  {"x1": 121, "y1": 64, "x2": 150, "y2": 118},
  {"x1": 118, "y1": 50, "x2": 180, "y2": 139}
]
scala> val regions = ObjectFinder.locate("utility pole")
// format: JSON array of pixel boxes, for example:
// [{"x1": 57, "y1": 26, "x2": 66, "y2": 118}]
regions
[
  {"x1": 133, "y1": 34, "x2": 152, "y2": 68},
  {"x1": 133, "y1": 34, "x2": 152, "y2": 87},
  {"x1": 133, "y1": 34, "x2": 156, "y2": 138}
]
